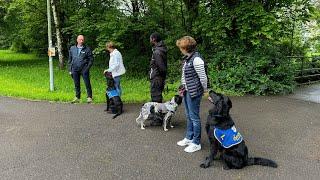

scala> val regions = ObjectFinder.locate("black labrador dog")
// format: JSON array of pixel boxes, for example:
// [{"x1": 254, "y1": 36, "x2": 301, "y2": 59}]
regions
[
  {"x1": 200, "y1": 90, "x2": 277, "y2": 169},
  {"x1": 104, "y1": 72, "x2": 123, "y2": 119}
]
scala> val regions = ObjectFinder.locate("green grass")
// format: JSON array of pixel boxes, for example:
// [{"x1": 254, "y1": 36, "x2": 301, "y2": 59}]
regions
[{"x1": 0, "y1": 50, "x2": 179, "y2": 103}]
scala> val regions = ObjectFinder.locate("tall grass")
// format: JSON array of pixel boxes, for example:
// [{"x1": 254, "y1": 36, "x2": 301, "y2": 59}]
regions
[{"x1": 0, "y1": 50, "x2": 179, "y2": 103}]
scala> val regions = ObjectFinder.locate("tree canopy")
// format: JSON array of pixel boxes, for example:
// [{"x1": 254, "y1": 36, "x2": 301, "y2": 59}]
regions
[{"x1": 0, "y1": 0, "x2": 318, "y2": 95}]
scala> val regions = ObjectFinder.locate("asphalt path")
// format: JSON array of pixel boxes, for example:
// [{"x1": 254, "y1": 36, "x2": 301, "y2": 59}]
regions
[{"x1": 0, "y1": 92, "x2": 320, "y2": 179}]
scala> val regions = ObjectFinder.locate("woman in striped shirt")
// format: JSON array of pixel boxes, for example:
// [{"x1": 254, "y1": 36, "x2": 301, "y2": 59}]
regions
[{"x1": 176, "y1": 36, "x2": 208, "y2": 153}]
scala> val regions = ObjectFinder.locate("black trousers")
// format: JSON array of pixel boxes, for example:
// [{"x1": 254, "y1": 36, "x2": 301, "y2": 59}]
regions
[
  {"x1": 150, "y1": 76, "x2": 165, "y2": 103},
  {"x1": 72, "y1": 70, "x2": 92, "y2": 98}
]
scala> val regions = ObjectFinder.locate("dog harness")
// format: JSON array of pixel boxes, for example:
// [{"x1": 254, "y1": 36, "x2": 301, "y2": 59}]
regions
[
  {"x1": 107, "y1": 89, "x2": 119, "y2": 98},
  {"x1": 214, "y1": 126, "x2": 243, "y2": 148}
]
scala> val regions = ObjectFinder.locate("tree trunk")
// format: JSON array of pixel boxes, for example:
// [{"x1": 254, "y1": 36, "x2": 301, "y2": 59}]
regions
[
  {"x1": 131, "y1": 0, "x2": 139, "y2": 21},
  {"x1": 51, "y1": 0, "x2": 65, "y2": 69},
  {"x1": 182, "y1": 0, "x2": 199, "y2": 34}
]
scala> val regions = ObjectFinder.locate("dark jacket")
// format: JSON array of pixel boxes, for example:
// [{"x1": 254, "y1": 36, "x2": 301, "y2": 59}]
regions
[
  {"x1": 149, "y1": 41, "x2": 167, "y2": 80},
  {"x1": 183, "y1": 52, "x2": 204, "y2": 98},
  {"x1": 68, "y1": 45, "x2": 94, "y2": 72}
]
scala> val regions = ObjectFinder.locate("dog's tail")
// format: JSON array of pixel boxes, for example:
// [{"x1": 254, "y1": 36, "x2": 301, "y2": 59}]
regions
[{"x1": 247, "y1": 157, "x2": 278, "y2": 168}]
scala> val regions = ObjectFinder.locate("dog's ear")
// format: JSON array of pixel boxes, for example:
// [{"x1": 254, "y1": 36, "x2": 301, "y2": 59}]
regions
[
  {"x1": 225, "y1": 96, "x2": 232, "y2": 109},
  {"x1": 208, "y1": 89, "x2": 216, "y2": 94},
  {"x1": 216, "y1": 98, "x2": 224, "y2": 115},
  {"x1": 174, "y1": 95, "x2": 183, "y2": 105},
  {"x1": 221, "y1": 96, "x2": 232, "y2": 116}
]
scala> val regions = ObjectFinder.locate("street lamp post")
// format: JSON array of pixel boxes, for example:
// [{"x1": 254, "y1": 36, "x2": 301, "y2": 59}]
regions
[{"x1": 47, "y1": 0, "x2": 54, "y2": 91}]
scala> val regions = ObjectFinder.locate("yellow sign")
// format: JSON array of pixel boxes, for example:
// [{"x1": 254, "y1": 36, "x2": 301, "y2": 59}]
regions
[{"x1": 48, "y1": 47, "x2": 56, "y2": 57}]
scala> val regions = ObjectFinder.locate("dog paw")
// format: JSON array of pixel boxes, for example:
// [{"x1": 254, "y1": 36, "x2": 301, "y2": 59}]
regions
[
  {"x1": 200, "y1": 162, "x2": 210, "y2": 168},
  {"x1": 164, "y1": 128, "x2": 168, "y2": 131},
  {"x1": 200, "y1": 157, "x2": 212, "y2": 168},
  {"x1": 170, "y1": 125, "x2": 174, "y2": 128},
  {"x1": 223, "y1": 165, "x2": 230, "y2": 170}
]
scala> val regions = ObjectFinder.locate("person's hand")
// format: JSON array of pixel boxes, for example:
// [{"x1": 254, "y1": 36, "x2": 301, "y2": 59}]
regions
[
  {"x1": 203, "y1": 91, "x2": 209, "y2": 97},
  {"x1": 178, "y1": 84, "x2": 185, "y2": 97}
]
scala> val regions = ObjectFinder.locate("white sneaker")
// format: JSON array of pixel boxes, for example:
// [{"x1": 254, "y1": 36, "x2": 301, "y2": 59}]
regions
[
  {"x1": 87, "y1": 97, "x2": 93, "y2": 103},
  {"x1": 184, "y1": 143, "x2": 201, "y2": 153},
  {"x1": 71, "y1": 97, "x2": 80, "y2": 104},
  {"x1": 177, "y1": 138, "x2": 193, "y2": 147}
]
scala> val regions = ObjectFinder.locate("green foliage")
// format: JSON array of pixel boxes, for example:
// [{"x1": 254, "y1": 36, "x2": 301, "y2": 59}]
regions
[
  {"x1": 208, "y1": 43, "x2": 295, "y2": 95},
  {"x1": 0, "y1": 0, "x2": 316, "y2": 98}
]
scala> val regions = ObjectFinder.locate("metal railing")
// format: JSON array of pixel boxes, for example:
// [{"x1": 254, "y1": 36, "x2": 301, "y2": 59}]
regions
[{"x1": 288, "y1": 55, "x2": 320, "y2": 85}]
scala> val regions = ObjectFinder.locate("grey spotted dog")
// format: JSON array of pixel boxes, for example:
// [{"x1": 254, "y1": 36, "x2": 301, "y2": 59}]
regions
[{"x1": 136, "y1": 95, "x2": 183, "y2": 131}]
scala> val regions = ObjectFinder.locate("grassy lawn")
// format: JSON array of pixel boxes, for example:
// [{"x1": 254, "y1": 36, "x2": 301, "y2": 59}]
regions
[{"x1": 0, "y1": 50, "x2": 179, "y2": 103}]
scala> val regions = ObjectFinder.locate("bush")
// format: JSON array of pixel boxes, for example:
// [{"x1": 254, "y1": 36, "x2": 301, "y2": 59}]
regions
[
  {"x1": 208, "y1": 44, "x2": 295, "y2": 95},
  {"x1": 10, "y1": 40, "x2": 29, "y2": 53}
]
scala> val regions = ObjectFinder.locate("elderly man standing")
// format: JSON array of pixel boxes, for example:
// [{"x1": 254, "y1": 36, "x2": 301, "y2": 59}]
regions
[{"x1": 68, "y1": 35, "x2": 94, "y2": 103}]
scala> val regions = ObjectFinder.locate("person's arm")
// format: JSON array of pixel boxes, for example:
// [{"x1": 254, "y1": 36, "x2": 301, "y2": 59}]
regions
[
  {"x1": 87, "y1": 47, "x2": 94, "y2": 69},
  {"x1": 82, "y1": 47, "x2": 94, "y2": 73},
  {"x1": 68, "y1": 47, "x2": 73, "y2": 73},
  {"x1": 193, "y1": 57, "x2": 208, "y2": 91},
  {"x1": 154, "y1": 51, "x2": 166, "y2": 76},
  {"x1": 107, "y1": 51, "x2": 120, "y2": 72}
]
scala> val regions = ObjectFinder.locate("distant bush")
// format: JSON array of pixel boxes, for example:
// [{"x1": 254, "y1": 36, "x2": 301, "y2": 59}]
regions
[
  {"x1": 208, "y1": 44, "x2": 295, "y2": 95},
  {"x1": 10, "y1": 40, "x2": 29, "y2": 53}
]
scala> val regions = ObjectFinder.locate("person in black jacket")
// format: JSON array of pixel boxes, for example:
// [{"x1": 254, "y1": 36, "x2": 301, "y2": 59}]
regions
[
  {"x1": 149, "y1": 32, "x2": 167, "y2": 103},
  {"x1": 68, "y1": 35, "x2": 94, "y2": 103}
]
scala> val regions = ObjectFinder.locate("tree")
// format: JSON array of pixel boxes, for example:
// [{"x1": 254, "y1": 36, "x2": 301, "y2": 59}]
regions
[
  {"x1": 51, "y1": 0, "x2": 65, "y2": 69},
  {"x1": 182, "y1": 0, "x2": 199, "y2": 33},
  {"x1": 0, "y1": 0, "x2": 316, "y2": 94}
]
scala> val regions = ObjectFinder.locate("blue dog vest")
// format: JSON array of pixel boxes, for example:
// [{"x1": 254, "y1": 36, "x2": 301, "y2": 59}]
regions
[
  {"x1": 214, "y1": 126, "x2": 243, "y2": 148},
  {"x1": 107, "y1": 89, "x2": 119, "y2": 98}
]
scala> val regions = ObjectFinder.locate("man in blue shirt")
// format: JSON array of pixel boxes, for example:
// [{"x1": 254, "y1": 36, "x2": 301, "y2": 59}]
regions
[{"x1": 68, "y1": 35, "x2": 94, "y2": 103}]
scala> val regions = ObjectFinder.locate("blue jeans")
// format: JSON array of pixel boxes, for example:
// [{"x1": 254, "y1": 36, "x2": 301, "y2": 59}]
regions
[
  {"x1": 113, "y1": 76, "x2": 122, "y2": 96},
  {"x1": 184, "y1": 91, "x2": 202, "y2": 145}
]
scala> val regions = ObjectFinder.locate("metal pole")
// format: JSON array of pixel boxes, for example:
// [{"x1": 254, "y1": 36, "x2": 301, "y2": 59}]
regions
[{"x1": 47, "y1": 0, "x2": 54, "y2": 91}]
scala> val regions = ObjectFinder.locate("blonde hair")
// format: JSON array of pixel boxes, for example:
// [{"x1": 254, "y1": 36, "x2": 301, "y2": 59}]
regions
[
  {"x1": 176, "y1": 36, "x2": 197, "y2": 53},
  {"x1": 106, "y1": 41, "x2": 116, "y2": 49}
]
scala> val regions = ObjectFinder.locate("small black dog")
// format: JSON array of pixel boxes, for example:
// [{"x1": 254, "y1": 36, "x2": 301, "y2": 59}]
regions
[
  {"x1": 200, "y1": 90, "x2": 277, "y2": 169},
  {"x1": 104, "y1": 72, "x2": 123, "y2": 119}
]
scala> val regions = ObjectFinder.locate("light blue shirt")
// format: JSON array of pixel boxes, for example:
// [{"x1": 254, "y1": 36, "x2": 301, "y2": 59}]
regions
[{"x1": 77, "y1": 46, "x2": 83, "y2": 56}]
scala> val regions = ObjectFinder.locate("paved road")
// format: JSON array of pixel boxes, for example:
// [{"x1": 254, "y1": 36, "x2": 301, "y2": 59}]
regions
[
  {"x1": 288, "y1": 83, "x2": 320, "y2": 103},
  {"x1": 1, "y1": 90, "x2": 320, "y2": 179}
]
